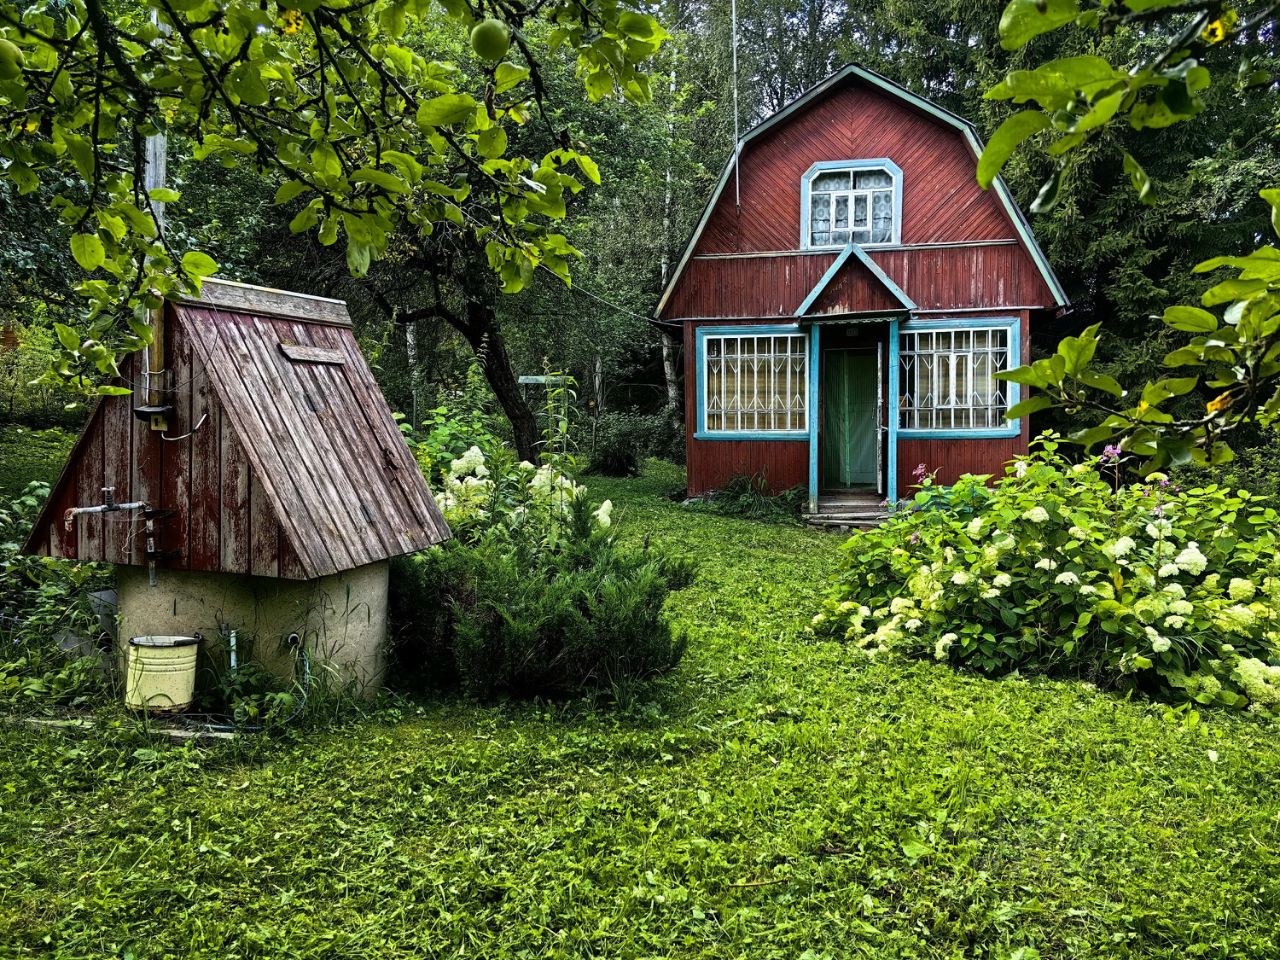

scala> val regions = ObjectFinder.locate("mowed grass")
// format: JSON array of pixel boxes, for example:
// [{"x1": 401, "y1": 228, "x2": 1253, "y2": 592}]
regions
[{"x1": 1, "y1": 460, "x2": 1278, "y2": 958}]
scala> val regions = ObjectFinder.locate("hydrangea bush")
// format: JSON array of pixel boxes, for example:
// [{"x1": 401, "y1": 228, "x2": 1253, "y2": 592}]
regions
[
  {"x1": 813, "y1": 437, "x2": 1280, "y2": 715},
  {"x1": 434, "y1": 444, "x2": 611, "y2": 545}
]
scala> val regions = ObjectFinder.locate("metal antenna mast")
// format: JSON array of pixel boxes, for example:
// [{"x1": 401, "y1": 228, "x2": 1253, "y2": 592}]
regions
[{"x1": 731, "y1": 0, "x2": 741, "y2": 210}]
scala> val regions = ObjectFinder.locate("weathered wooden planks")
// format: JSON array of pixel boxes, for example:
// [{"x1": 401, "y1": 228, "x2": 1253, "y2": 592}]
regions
[
  {"x1": 182, "y1": 278, "x2": 352, "y2": 328},
  {"x1": 278, "y1": 342, "x2": 346, "y2": 365},
  {"x1": 24, "y1": 290, "x2": 449, "y2": 577}
]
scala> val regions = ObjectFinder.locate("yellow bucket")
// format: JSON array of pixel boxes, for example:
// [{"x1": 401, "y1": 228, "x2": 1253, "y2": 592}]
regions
[{"x1": 125, "y1": 636, "x2": 200, "y2": 712}]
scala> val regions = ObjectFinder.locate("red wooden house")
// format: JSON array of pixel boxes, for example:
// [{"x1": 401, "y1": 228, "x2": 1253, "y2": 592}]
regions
[{"x1": 656, "y1": 64, "x2": 1068, "y2": 520}]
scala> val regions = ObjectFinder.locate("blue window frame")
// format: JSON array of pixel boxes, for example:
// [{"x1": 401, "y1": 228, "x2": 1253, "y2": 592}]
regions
[
  {"x1": 695, "y1": 324, "x2": 809, "y2": 440},
  {"x1": 897, "y1": 316, "x2": 1022, "y2": 439},
  {"x1": 800, "y1": 159, "x2": 903, "y2": 250}
]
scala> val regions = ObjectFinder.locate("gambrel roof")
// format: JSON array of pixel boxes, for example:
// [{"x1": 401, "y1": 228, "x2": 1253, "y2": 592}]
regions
[{"x1": 656, "y1": 63, "x2": 1068, "y2": 316}]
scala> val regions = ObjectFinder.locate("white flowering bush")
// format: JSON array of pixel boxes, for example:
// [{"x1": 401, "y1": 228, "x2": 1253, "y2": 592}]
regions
[
  {"x1": 813, "y1": 437, "x2": 1280, "y2": 715},
  {"x1": 433, "y1": 444, "x2": 613, "y2": 546},
  {"x1": 392, "y1": 434, "x2": 691, "y2": 698}
]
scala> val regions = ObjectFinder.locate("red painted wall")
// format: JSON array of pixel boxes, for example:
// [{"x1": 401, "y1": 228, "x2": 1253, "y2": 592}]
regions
[
  {"x1": 698, "y1": 83, "x2": 1020, "y2": 254},
  {"x1": 26, "y1": 308, "x2": 305, "y2": 578}
]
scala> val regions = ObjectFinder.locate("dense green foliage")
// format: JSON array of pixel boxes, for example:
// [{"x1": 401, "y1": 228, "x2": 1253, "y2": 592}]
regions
[
  {"x1": 816, "y1": 439, "x2": 1280, "y2": 713},
  {"x1": 981, "y1": 1, "x2": 1280, "y2": 469},
  {"x1": 393, "y1": 494, "x2": 691, "y2": 698},
  {"x1": 0, "y1": 464, "x2": 1276, "y2": 957},
  {"x1": 392, "y1": 429, "x2": 691, "y2": 697},
  {"x1": 0, "y1": 424, "x2": 72, "y2": 496},
  {"x1": 697, "y1": 472, "x2": 806, "y2": 523},
  {"x1": 0, "y1": 0, "x2": 669, "y2": 388},
  {"x1": 0, "y1": 481, "x2": 111, "y2": 708},
  {"x1": 586, "y1": 409, "x2": 685, "y2": 476}
]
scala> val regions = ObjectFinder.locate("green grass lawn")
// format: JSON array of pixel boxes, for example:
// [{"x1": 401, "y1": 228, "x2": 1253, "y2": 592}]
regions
[{"x1": 2, "y1": 461, "x2": 1278, "y2": 958}]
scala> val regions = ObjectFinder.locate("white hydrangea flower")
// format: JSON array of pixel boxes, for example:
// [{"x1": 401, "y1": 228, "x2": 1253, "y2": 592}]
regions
[
  {"x1": 1162, "y1": 583, "x2": 1186, "y2": 599},
  {"x1": 1068, "y1": 525, "x2": 1089, "y2": 540},
  {"x1": 449, "y1": 445, "x2": 489, "y2": 478},
  {"x1": 1146, "y1": 518, "x2": 1173, "y2": 539},
  {"x1": 1163, "y1": 615, "x2": 1186, "y2": 630},
  {"x1": 890, "y1": 596, "x2": 915, "y2": 614},
  {"x1": 1174, "y1": 542, "x2": 1207, "y2": 576},
  {"x1": 1023, "y1": 506, "x2": 1050, "y2": 523},
  {"x1": 993, "y1": 573, "x2": 1013, "y2": 589},
  {"x1": 981, "y1": 588, "x2": 999, "y2": 599},
  {"x1": 1079, "y1": 584, "x2": 1097, "y2": 595},
  {"x1": 1035, "y1": 558, "x2": 1057, "y2": 571},
  {"x1": 593, "y1": 499, "x2": 613, "y2": 529},
  {"x1": 904, "y1": 618, "x2": 922, "y2": 632},
  {"x1": 934, "y1": 632, "x2": 957, "y2": 660},
  {"x1": 1228, "y1": 577, "x2": 1256, "y2": 602},
  {"x1": 966, "y1": 517, "x2": 983, "y2": 537},
  {"x1": 1214, "y1": 604, "x2": 1257, "y2": 634},
  {"x1": 1157, "y1": 563, "x2": 1180, "y2": 578},
  {"x1": 1151, "y1": 635, "x2": 1172, "y2": 654},
  {"x1": 1103, "y1": 536, "x2": 1136, "y2": 559},
  {"x1": 1055, "y1": 572, "x2": 1080, "y2": 586},
  {"x1": 950, "y1": 571, "x2": 972, "y2": 586}
]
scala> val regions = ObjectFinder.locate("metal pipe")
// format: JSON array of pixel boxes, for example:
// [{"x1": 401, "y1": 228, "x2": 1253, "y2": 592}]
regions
[{"x1": 63, "y1": 487, "x2": 149, "y2": 531}]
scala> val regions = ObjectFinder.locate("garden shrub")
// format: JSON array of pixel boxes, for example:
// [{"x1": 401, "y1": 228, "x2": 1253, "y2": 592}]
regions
[
  {"x1": 813, "y1": 436, "x2": 1280, "y2": 714},
  {"x1": 397, "y1": 366, "x2": 509, "y2": 485},
  {"x1": 587, "y1": 409, "x2": 685, "y2": 476},
  {"x1": 390, "y1": 445, "x2": 693, "y2": 698},
  {"x1": 0, "y1": 482, "x2": 112, "y2": 708},
  {"x1": 701, "y1": 473, "x2": 807, "y2": 523}
]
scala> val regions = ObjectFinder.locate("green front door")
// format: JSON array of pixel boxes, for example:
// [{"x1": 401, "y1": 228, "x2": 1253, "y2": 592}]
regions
[{"x1": 822, "y1": 351, "x2": 878, "y2": 488}]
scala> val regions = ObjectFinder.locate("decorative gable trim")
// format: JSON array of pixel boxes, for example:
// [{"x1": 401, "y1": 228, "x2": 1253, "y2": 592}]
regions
[
  {"x1": 655, "y1": 63, "x2": 1069, "y2": 317},
  {"x1": 795, "y1": 242, "x2": 916, "y2": 317}
]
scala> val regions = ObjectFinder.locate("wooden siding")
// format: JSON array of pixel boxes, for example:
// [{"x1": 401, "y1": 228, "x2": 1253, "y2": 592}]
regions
[
  {"x1": 663, "y1": 245, "x2": 1050, "y2": 321},
  {"x1": 25, "y1": 336, "x2": 294, "y2": 576},
  {"x1": 807, "y1": 256, "x2": 903, "y2": 316},
  {"x1": 664, "y1": 254, "x2": 836, "y2": 319},
  {"x1": 26, "y1": 298, "x2": 449, "y2": 578},
  {"x1": 698, "y1": 84, "x2": 1015, "y2": 254}
]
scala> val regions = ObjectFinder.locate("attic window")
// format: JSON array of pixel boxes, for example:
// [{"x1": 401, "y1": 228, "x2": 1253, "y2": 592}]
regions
[{"x1": 802, "y1": 161, "x2": 901, "y2": 249}]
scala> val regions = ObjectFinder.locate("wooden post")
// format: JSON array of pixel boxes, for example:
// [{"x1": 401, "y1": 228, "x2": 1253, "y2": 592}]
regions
[{"x1": 143, "y1": 9, "x2": 168, "y2": 430}]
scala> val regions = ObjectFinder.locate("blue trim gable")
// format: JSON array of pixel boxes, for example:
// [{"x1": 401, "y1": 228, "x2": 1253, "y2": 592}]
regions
[{"x1": 795, "y1": 242, "x2": 915, "y2": 318}]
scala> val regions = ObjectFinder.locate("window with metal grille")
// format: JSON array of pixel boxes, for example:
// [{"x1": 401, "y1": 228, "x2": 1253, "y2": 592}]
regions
[
  {"x1": 702, "y1": 333, "x2": 808, "y2": 434},
  {"x1": 806, "y1": 167, "x2": 896, "y2": 248},
  {"x1": 899, "y1": 326, "x2": 1012, "y2": 431}
]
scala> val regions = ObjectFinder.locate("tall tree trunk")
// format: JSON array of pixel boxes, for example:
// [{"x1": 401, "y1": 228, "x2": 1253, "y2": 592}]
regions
[
  {"x1": 592, "y1": 354, "x2": 606, "y2": 414},
  {"x1": 453, "y1": 295, "x2": 541, "y2": 462},
  {"x1": 659, "y1": 63, "x2": 682, "y2": 413},
  {"x1": 404, "y1": 316, "x2": 418, "y2": 425},
  {"x1": 661, "y1": 336, "x2": 680, "y2": 411}
]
